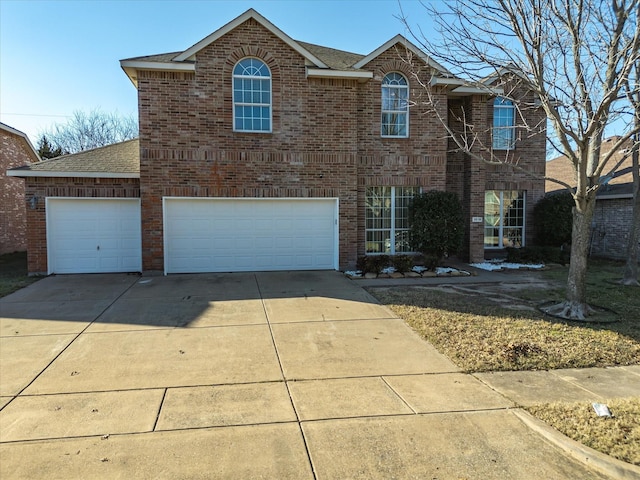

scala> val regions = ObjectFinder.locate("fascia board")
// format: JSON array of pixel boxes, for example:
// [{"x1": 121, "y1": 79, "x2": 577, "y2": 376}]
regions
[
  {"x1": 172, "y1": 9, "x2": 328, "y2": 68},
  {"x1": 119, "y1": 60, "x2": 195, "y2": 72},
  {"x1": 306, "y1": 68, "x2": 373, "y2": 80},
  {"x1": 7, "y1": 170, "x2": 139, "y2": 179},
  {"x1": 120, "y1": 60, "x2": 195, "y2": 88}
]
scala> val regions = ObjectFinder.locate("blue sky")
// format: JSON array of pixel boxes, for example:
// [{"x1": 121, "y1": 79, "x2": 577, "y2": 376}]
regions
[{"x1": 1, "y1": 0, "x2": 434, "y2": 143}]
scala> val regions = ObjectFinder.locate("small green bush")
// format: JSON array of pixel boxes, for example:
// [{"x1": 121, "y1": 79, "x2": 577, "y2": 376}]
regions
[
  {"x1": 533, "y1": 191, "x2": 574, "y2": 247},
  {"x1": 409, "y1": 191, "x2": 464, "y2": 263}
]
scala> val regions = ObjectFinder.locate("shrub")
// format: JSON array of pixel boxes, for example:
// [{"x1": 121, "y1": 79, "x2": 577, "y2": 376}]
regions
[
  {"x1": 506, "y1": 246, "x2": 569, "y2": 265},
  {"x1": 533, "y1": 191, "x2": 574, "y2": 247},
  {"x1": 356, "y1": 255, "x2": 390, "y2": 274},
  {"x1": 391, "y1": 254, "x2": 414, "y2": 273},
  {"x1": 409, "y1": 191, "x2": 464, "y2": 263}
]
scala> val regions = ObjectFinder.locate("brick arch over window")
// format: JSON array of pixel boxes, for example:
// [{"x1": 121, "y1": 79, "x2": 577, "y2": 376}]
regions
[
  {"x1": 225, "y1": 47, "x2": 280, "y2": 80},
  {"x1": 376, "y1": 60, "x2": 412, "y2": 82}
]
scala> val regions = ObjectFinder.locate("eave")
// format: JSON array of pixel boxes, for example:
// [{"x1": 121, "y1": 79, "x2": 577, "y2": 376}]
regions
[
  {"x1": 120, "y1": 60, "x2": 195, "y2": 88},
  {"x1": 306, "y1": 68, "x2": 373, "y2": 81},
  {"x1": 7, "y1": 170, "x2": 139, "y2": 179}
]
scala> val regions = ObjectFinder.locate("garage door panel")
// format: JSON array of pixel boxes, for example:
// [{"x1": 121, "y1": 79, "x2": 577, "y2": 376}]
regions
[
  {"x1": 164, "y1": 198, "x2": 337, "y2": 273},
  {"x1": 47, "y1": 199, "x2": 141, "y2": 274}
]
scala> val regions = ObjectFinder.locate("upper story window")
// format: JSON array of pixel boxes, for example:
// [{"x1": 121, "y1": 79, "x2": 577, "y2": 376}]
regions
[
  {"x1": 233, "y1": 58, "x2": 271, "y2": 133},
  {"x1": 381, "y1": 73, "x2": 409, "y2": 138},
  {"x1": 492, "y1": 97, "x2": 516, "y2": 150}
]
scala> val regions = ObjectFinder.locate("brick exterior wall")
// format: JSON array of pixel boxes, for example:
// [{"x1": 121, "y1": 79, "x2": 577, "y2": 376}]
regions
[
  {"x1": 23, "y1": 177, "x2": 140, "y2": 274},
  {"x1": 591, "y1": 197, "x2": 639, "y2": 259},
  {"x1": 446, "y1": 82, "x2": 546, "y2": 261},
  {"x1": 19, "y1": 16, "x2": 547, "y2": 274},
  {"x1": 137, "y1": 18, "x2": 488, "y2": 271},
  {"x1": 1, "y1": 129, "x2": 37, "y2": 255}
]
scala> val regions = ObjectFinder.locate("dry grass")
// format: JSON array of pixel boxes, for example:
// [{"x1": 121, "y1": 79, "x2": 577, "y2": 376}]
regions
[
  {"x1": 528, "y1": 398, "x2": 640, "y2": 466},
  {"x1": 0, "y1": 252, "x2": 41, "y2": 298},
  {"x1": 370, "y1": 279, "x2": 640, "y2": 372}
]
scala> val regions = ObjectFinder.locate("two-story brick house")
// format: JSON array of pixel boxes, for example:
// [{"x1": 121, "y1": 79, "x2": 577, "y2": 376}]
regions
[{"x1": 8, "y1": 9, "x2": 545, "y2": 275}]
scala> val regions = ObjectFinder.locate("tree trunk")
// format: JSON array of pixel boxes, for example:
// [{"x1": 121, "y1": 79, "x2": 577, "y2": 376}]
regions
[
  {"x1": 621, "y1": 134, "x2": 640, "y2": 286},
  {"x1": 541, "y1": 196, "x2": 597, "y2": 320}
]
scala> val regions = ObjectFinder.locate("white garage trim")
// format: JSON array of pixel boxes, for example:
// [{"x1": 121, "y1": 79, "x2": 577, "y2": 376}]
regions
[
  {"x1": 163, "y1": 197, "x2": 339, "y2": 274},
  {"x1": 46, "y1": 198, "x2": 142, "y2": 274}
]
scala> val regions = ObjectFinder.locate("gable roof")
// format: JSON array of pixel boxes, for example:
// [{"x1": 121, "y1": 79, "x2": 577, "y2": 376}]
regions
[
  {"x1": 0, "y1": 122, "x2": 40, "y2": 163},
  {"x1": 7, "y1": 139, "x2": 139, "y2": 179},
  {"x1": 120, "y1": 9, "x2": 475, "y2": 87},
  {"x1": 173, "y1": 8, "x2": 328, "y2": 68},
  {"x1": 353, "y1": 34, "x2": 450, "y2": 74},
  {"x1": 546, "y1": 137, "x2": 636, "y2": 198}
]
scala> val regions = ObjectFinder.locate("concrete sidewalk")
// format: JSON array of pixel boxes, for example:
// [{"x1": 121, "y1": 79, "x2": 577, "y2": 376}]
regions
[{"x1": 0, "y1": 271, "x2": 637, "y2": 479}]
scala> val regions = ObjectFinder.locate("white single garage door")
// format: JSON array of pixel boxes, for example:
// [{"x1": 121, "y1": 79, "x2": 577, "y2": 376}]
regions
[
  {"x1": 47, "y1": 198, "x2": 142, "y2": 274},
  {"x1": 164, "y1": 198, "x2": 338, "y2": 273}
]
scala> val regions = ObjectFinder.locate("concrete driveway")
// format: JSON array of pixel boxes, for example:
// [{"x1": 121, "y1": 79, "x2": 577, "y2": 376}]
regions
[{"x1": 0, "y1": 272, "x2": 609, "y2": 479}]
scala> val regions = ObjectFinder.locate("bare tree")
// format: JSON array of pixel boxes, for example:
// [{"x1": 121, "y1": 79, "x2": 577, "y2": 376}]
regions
[
  {"x1": 401, "y1": 0, "x2": 640, "y2": 320},
  {"x1": 621, "y1": 61, "x2": 640, "y2": 285},
  {"x1": 39, "y1": 108, "x2": 138, "y2": 154}
]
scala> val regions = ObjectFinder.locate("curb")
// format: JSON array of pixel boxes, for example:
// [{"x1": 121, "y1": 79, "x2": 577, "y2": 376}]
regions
[{"x1": 513, "y1": 409, "x2": 640, "y2": 480}]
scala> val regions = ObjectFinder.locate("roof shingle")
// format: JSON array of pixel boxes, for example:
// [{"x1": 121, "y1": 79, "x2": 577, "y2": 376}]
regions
[{"x1": 8, "y1": 139, "x2": 139, "y2": 177}]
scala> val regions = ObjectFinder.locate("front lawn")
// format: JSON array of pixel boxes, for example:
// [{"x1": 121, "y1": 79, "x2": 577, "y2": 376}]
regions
[
  {"x1": 368, "y1": 259, "x2": 640, "y2": 466},
  {"x1": 369, "y1": 260, "x2": 640, "y2": 372},
  {"x1": 0, "y1": 252, "x2": 41, "y2": 298},
  {"x1": 528, "y1": 398, "x2": 640, "y2": 466}
]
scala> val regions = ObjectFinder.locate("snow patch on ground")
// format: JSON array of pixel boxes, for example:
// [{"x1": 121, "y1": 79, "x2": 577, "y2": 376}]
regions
[{"x1": 470, "y1": 262, "x2": 544, "y2": 271}]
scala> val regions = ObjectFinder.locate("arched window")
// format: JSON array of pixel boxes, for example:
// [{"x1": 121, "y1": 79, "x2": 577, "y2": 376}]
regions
[
  {"x1": 381, "y1": 72, "x2": 409, "y2": 137},
  {"x1": 233, "y1": 58, "x2": 271, "y2": 132},
  {"x1": 492, "y1": 97, "x2": 516, "y2": 149}
]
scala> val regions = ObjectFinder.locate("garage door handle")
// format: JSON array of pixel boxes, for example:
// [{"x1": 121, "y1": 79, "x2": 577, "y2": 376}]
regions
[{"x1": 97, "y1": 245, "x2": 100, "y2": 251}]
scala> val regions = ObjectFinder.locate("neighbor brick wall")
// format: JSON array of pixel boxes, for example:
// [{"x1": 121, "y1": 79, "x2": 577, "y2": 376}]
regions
[
  {"x1": 1, "y1": 130, "x2": 37, "y2": 255},
  {"x1": 591, "y1": 197, "x2": 639, "y2": 259},
  {"x1": 23, "y1": 177, "x2": 140, "y2": 274}
]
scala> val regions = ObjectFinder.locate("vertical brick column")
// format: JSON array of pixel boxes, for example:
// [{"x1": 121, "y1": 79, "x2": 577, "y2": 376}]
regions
[{"x1": 468, "y1": 95, "x2": 488, "y2": 263}]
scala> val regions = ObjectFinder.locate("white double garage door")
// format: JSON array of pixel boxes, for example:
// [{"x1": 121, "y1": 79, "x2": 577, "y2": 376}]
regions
[{"x1": 46, "y1": 198, "x2": 338, "y2": 274}]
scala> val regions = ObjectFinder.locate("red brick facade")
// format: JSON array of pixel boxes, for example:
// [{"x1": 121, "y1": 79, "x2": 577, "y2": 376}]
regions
[
  {"x1": 134, "y1": 16, "x2": 546, "y2": 272},
  {"x1": 1, "y1": 127, "x2": 39, "y2": 255},
  {"x1": 11, "y1": 10, "x2": 547, "y2": 274},
  {"x1": 591, "y1": 197, "x2": 639, "y2": 259}
]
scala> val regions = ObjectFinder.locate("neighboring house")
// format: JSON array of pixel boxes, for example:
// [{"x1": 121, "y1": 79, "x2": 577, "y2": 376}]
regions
[
  {"x1": 0, "y1": 123, "x2": 39, "y2": 255},
  {"x1": 8, "y1": 9, "x2": 545, "y2": 275},
  {"x1": 546, "y1": 136, "x2": 639, "y2": 259}
]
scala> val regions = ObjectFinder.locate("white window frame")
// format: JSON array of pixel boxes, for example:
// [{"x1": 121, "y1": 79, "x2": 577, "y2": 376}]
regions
[
  {"x1": 381, "y1": 72, "x2": 409, "y2": 138},
  {"x1": 232, "y1": 58, "x2": 272, "y2": 133},
  {"x1": 492, "y1": 97, "x2": 516, "y2": 150},
  {"x1": 484, "y1": 190, "x2": 526, "y2": 249},
  {"x1": 365, "y1": 186, "x2": 419, "y2": 254}
]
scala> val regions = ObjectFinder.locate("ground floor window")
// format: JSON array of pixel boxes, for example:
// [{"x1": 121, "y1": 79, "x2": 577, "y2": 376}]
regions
[
  {"x1": 365, "y1": 186, "x2": 419, "y2": 254},
  {"x1": 484, "y1": 190, "x2": 526, "y2": 248}
]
